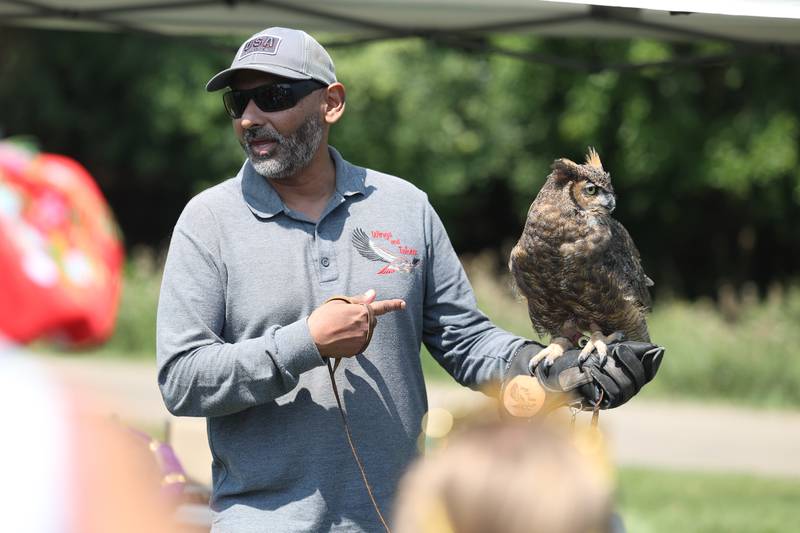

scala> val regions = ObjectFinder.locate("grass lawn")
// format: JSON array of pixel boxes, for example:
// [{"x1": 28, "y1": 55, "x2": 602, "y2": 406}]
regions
[{"x1": 617, "y1": 467, "x2": 800, "y2": 533}]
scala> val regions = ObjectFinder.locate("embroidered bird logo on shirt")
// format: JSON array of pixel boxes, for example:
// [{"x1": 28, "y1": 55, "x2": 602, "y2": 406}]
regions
[{"x1": 352, "y1": 228, "x2": 421, "y2": 275}]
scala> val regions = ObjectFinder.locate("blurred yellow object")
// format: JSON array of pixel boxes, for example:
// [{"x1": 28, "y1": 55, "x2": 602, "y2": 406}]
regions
[{"x1": 423, "y1": 407, "x2": 455, "y2": 439}]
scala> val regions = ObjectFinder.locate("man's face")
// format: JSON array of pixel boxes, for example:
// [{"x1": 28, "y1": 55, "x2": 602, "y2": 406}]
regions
[{"x1": 230, "y1": 70, "x2": 326, "y2": 180}]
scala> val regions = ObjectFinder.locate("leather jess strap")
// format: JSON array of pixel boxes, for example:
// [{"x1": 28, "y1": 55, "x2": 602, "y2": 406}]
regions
[{"x1": 321, "y1": 295, "x2": 391, "y2": 533}]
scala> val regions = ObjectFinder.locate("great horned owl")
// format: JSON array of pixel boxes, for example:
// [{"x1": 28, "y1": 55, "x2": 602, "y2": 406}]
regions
[{"x1": 509, "y1": 148, "x2": 652, "y2": 368}]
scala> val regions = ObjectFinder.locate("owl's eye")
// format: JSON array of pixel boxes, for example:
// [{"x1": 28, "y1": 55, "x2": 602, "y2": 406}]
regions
[{"x1": 584, "y1": 184, "x2": 598, "y2": 196}]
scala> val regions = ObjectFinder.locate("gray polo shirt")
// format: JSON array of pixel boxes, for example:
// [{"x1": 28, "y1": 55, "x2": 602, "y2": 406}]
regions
[{"x1": 156, "y1": 147, "x2": 526, "y2": 532}]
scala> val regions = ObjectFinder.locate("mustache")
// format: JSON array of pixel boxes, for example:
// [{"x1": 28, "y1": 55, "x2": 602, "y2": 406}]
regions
[{"x1": 243, "y1": 126, "x2": 284, "y2": 144}]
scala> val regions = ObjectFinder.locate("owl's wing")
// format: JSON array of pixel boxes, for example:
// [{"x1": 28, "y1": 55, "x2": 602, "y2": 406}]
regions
[
  {"x1": 509, "y1": 238, "x2": 542, "y2": 298},
  {"x1": 352, "y1": 228, "x2": 397, "y2": 263},
  {"x1": 603, "y1": 220, "x2": 653, "y2": 310}
]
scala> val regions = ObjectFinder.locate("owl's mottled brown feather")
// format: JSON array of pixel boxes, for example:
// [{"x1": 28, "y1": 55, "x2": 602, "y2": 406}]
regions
[{"x1": 510, "y1": 148, "x2": 651, "y2": 344}]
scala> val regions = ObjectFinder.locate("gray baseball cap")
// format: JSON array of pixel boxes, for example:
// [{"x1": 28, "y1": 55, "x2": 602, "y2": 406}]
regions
[{"x1": 206, "y1": 27, "x2": 336, "y2": 92}]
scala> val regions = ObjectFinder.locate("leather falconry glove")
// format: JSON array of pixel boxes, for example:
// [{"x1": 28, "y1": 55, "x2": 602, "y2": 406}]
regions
[{"x1": 501, "y1": 341, "x2": 664, "y2": 418}]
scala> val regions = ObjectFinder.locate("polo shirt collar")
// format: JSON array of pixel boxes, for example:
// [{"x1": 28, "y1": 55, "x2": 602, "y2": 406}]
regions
[
  {"x1": 241, "y1": 146, "x2": 366, "y2": 219},
  {"x1": 330, "y1": 146, "x2": 367, "y2": 198}
]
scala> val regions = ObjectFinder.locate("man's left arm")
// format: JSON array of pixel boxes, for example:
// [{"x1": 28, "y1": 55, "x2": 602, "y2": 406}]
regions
[{"x1": 420, "y1": 202, "x2": 527, "y2": 391}]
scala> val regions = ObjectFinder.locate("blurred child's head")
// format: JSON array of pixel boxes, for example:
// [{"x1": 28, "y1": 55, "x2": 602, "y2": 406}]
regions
[{"x1": 394, "y1": 419, "x2": 614, "y2": 533}]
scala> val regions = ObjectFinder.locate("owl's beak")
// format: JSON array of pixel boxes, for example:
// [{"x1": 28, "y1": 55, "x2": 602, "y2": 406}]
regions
[{"x1": 603, "y1": 195, "x2": 616, "y2": 213}]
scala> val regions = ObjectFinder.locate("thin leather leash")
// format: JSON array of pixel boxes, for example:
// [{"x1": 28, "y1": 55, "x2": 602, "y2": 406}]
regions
[
  {"x1": 323, "y1": 297, "x2": 392, "y2": 533},
  {"x1": 570, "y1": 337, "x2": 604, "y2": 430},
  {"x1": 591, "y1": 389, "x2": 604, "y2": 428},
  {"x1": 569, "y1": 389, "x2": 604, "y2": 429}
]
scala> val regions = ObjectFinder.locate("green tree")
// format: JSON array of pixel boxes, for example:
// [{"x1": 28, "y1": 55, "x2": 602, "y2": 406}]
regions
[{"x1": 2, "y1": 29, "x2": 799, "y2": 297}]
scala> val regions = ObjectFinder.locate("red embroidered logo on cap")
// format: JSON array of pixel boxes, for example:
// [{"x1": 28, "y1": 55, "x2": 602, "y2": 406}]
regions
[
  {"x1": 240, "y1": 35, "x2": 282, "y2": 58},
  {"x1": 352, "y1": 228, "x2": 421, "y2": 275}
]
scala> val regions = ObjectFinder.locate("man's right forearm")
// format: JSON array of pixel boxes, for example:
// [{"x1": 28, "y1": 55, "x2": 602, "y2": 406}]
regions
[
  {"x1": 157, "y1": 319, "x2": 323, "y2": 417},
  {"x1": 157, "y1": 208, "x2": 324, "y2": 417}
]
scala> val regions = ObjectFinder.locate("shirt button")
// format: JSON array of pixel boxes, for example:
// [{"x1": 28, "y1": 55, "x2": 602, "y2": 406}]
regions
[{"x1": 321, "y1": 257, "x2": 330, "y2": 267}]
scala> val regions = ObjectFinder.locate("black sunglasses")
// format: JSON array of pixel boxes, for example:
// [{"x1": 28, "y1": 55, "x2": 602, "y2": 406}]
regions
[{"x1": 222, "y1": 79, "x2": 327, "y2": 118}]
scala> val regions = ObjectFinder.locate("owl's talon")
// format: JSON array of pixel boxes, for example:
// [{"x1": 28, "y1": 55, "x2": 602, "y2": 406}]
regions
[
  {"x1": 598, "y1": 332, "x2": 623, "y2": 367},
  {"x1": 579, "y1": 339, "x2": 596, "y2": 362},
  {"x1": 528, "y1": 351, "x2": 547, "y2": 370},
  {"x1": 595, "y1": 340, "x2": 608, "y2": 360},
  {"x1": 531, "y1": 338, "x2": 571, "y2": 372},
  {"x1": 578, "y1": 326, "x2": 621, "y2": 366}
]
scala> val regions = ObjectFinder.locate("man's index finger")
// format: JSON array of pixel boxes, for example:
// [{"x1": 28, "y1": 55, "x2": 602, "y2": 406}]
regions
[{"x1": 369, "y1": 299, "x2": 406, "y2": 316}]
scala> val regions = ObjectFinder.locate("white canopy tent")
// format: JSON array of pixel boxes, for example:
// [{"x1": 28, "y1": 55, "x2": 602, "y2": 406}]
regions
[
  {"x1": 2, "y1": 1, "x2": 800, "y2": 69},
  {"x1": 3, "y1": 1, "x2": 800, "y2": 40}
]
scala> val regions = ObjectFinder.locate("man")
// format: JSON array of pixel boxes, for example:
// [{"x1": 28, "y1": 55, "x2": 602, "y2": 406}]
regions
[{"x1": 156, "y1": 27, "x2": 660, "y2": 533}]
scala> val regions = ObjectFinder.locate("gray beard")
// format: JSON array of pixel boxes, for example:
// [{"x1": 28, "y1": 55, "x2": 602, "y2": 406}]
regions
[{"x1": 242, "y1": 112, "x2": 324, "y2": 180}]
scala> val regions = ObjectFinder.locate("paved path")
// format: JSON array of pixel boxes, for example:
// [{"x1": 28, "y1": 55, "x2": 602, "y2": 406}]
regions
[{"x1": 38, "y1": 355, "x2": 800, "y2": 486}]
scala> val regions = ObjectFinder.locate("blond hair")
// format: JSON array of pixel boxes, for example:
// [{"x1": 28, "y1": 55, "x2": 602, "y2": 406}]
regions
[{"x1": 394, "y1": 419, "x2": 613, "y2": 533}]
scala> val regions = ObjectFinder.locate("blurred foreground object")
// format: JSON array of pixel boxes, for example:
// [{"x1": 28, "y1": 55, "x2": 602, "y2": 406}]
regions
[
  {"x1": 0, "y1": 141, "x2": 189, "y2": 532},
  {"x1": 0, "y1": 351, "x2": 186, "y2": 533},
  {"x1": 0, "y1": 141, "x2": 123, "y2": 345},
  {"x1": 394, "y1": 419, "x2": 615, "y2": 533}
]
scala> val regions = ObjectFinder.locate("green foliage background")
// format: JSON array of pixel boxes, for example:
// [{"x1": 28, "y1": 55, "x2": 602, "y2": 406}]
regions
[{"x1": 2, "y1": 28, "x2": 800, "y2": 298}]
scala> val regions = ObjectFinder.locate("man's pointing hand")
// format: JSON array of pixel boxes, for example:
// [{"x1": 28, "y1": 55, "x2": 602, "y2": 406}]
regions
[{"x1": 308, "y1": 289, "x2": 406, "y2": 358}]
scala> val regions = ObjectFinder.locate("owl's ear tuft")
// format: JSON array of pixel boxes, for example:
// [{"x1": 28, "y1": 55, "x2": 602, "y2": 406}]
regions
[
  {"x1": 552, "y1": 158, "x2": 581, "y2": 182},
  {"x1": 585, "y1": 147, "x2": 604, "y2": 170}
]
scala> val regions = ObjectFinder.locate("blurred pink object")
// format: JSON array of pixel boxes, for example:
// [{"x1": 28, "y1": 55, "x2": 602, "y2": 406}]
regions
[{"x1": 0, "y1": 142, "x2": 124, "y2": 345}]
